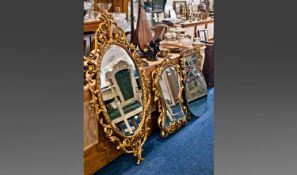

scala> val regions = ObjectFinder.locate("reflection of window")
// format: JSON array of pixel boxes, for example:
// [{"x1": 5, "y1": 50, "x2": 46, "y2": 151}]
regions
[
  {"x1": 115, "y1": 115, "x2": 142, "y2": 135},
  {"x1": 102, "y1": 60, "x2": 144, "y2": 136},
  {"x1": 185, "y1": 55, "x2": 207, "y2": 102},
  {"x1": 104, "y1": 98, "x2": 117, "y2": 111},
  {"x1": 128, "y1": 119, "x2": 136, "y2": 133},
  {"x1": 144, "y1": 0, "x2": 165, "y2": 11},
  {"x1": 118, "y1": 122, "x2": 129, "y2": 134}
]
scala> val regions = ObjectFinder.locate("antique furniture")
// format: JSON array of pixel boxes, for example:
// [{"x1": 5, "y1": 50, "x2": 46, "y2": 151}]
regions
[
  {"x1": 104, "y1": 57, "x2": 143, "y2": 135},
  {"x1": 202, "y1": 43, "x2": 214, "y2": 88},
  {"x1": 145, "y1": 0, "x2": 166, "y2": 25},
  {"x1": 152, "y1": 57, "x2": 187, "y2": 136},
  {"x1": 84, "y1": 10, "x2": 151, "y2": 164},
  {"x1": 153, "y1": 24, "x2": 169, "y2": 41},
  {"x1": 180, "y1": 47, "x2": 208, "y2": 118},
  {"x1": 135, "y1": 0, "x2": 154, "y2": 53},
  {"x1": 180, "y1": 18, "x2": 214, "y2": 40}
]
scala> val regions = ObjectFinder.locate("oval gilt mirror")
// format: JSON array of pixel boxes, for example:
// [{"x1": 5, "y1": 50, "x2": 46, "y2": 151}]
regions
[
  {"x1": 153, "y1": 57, "x2": 187, "y2": 137},
  {"x1": 181, "y1": 47, "x2": 208, "y2": 119},
  {"x1": 101, "y1": 45, "x2": 144, "y2": 136},
  {"x1": 85, "y1": 10, "x2": 151, "y2": 164}
]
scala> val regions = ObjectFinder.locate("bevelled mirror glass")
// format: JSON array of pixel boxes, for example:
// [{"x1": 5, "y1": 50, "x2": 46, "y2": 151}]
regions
[
  {"x1": 181, "y1": 47, "x2": 208, "y2": 118},
  {"x1": 159, "y1": 67, "x2": 184, "y2": 128},
  {"x1": 153, "y1": 58, "x2": 187, "y2": 137},
  {"x1": 100, "y1": 45, "x2": 144, "y2": 136}
]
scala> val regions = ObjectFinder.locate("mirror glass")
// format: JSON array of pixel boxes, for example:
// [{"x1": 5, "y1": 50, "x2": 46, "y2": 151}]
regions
[
  {"x1": 158, "y1": 66, "x2": 185, "y2": 129},
  {"x1": 184, "y1": 53, "x2": 208, "y2": 117},
  {"x1": 100, "y1": 45, "x2": 144, "y2": 136}
]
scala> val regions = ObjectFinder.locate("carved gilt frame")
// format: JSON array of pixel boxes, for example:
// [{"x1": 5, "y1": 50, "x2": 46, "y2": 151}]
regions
[
  {"x1": 152, "y1": 57, "x2": 187, "y2": 137},
  {"x1": 180, "y1": 46, "x2": 204, "y2": 71},
  {"x1": 84, "y1": 10, "x2": 151, "y2": 164}
]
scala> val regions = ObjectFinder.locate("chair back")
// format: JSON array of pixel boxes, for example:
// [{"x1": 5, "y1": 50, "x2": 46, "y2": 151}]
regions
[
  {"x1": 153, "y1": 24, "x2": 168, "y2": 41},
  {"x1": 105, "y1": 60, "x2": 139, "y2": 106},
  {"x1": 115, "y1": 69, "x2": 134, "y2": 101}
]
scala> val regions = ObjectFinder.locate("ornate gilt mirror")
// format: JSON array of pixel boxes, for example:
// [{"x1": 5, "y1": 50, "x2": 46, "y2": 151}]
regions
[
  {"x1": 152, "y1": 57, "x2": 187, "y2": 137},
  {"x1": 181, "y1": 47, "x2": 208, "y2": 119},
  {"x1": 84, "y1": 10, "x2": 151, "y2": 164}
]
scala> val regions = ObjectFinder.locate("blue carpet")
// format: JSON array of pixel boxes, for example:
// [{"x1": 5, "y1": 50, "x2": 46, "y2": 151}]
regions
[{"x1": 94, "y1": 88, "x2": 214, "y2": 175}]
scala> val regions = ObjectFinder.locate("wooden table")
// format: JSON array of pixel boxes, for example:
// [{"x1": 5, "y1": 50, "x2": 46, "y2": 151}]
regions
[
  {"x1": 84, "y1": 21, "x2": 100, "y2": 33},
  {"x1": 179, "y1": 18, "x2": 214, "y2": 40},
  {"x1": 180, "y1": 18, "x2": 214, "y2": 28}
]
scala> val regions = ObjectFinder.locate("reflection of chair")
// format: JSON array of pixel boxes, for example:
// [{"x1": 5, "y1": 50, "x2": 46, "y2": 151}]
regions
[
  {"x1": 105, "y1": 60, "x2": 143, "y2": 134},
  {"x1": 165, "y1": 101, "x2": 178, "y2": 122},
  {"x1": 153, "y1": 24, "x2": 168, "y2": 41}
]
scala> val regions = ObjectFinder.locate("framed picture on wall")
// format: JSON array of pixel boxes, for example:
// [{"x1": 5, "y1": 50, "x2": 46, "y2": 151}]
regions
[
  {"x1": 198, "y1": 29, "x2": 208, "y2": 43},
  {"x1": 173, "y1": 0, "x2": 187, "y2": 19}
]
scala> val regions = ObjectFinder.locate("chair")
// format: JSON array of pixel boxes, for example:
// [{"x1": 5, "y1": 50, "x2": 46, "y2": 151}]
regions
[
  {"x1": 153, "y1": 24, "x2": 168, "y2": 41},
  {"x1": 105, "y1": 60, "x2": 143, "y2": 134}
]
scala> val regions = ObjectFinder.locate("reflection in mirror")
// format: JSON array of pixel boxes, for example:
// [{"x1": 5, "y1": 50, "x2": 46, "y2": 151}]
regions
[
  {"x1": 86, "y1": 10, "x2": 150, "y2": 164},
  {"x1": 100, "y1": 45, "x2": 143, "y2": 136},
  {"x1": 159, "y1": 66, "x2": 185, "y2": 129},
  {"x1": 183, "y1": 51, "x2": 208, "y2": 118}
]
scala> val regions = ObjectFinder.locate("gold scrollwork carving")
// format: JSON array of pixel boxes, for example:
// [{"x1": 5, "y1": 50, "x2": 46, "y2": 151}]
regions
[
  {"x1": 180, "y1": 46, "x2": 203, "y2": 70},
  {"x1": 84, "y1": 10, "x2": 151, "y2": 164},
  {"x1": 152, "y1": 57, "x2": 188, "y2": 137}
]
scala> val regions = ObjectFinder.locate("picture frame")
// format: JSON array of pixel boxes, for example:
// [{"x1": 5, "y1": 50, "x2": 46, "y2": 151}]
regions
[
  {"x1": 173, "y1": 0, "x2": 187, "y2": 19},
  {"x1": 198, "y1": 29, "x2": 208, "y2": 43}
]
